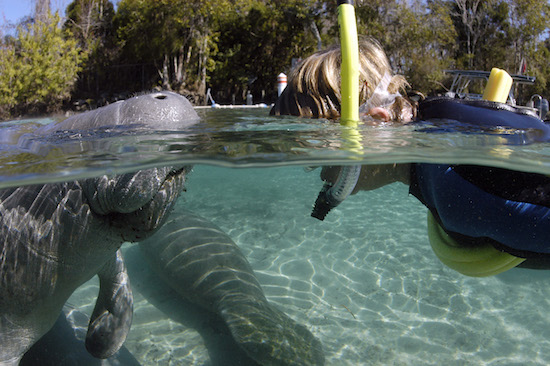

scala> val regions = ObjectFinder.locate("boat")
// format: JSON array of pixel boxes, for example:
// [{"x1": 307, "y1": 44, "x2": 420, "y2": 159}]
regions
[{"x1": 444, "y1": 70, "x2": 549, "y2": 119}]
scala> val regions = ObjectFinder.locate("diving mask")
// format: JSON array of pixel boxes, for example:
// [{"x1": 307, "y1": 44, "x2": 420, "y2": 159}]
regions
[{"x1": 359, "y1": 72, "x2": 402, "y2": 121}]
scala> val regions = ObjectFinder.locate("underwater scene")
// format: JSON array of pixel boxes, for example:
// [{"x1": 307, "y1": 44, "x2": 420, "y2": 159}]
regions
[{"x1": 4, "y1": 104, "x2": 550, "y2": 366}]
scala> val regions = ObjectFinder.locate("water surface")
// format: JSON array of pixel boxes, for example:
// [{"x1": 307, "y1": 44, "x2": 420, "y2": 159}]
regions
[{"x1": 2, "y1": 108, "x2": 550, "y2": 188}]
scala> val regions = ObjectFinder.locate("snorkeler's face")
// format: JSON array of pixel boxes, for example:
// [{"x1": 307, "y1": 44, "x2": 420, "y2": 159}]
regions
[{"x1": 363, "y1": 96, "x2": 415, "y2": 124}]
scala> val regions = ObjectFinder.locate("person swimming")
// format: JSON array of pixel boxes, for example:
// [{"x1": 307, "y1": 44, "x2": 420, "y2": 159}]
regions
[
  {"x1": 270, "y1": 38, "x2": 416, "y2": 123},
  {"x1": 272, "y1": 39, "x2": 550, "y2": 276}
]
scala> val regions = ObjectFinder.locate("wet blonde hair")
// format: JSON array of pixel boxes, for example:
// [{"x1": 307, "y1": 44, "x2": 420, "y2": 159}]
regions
[{"x1": 270, "y1": 38, "x2": 410, "y2": 119}]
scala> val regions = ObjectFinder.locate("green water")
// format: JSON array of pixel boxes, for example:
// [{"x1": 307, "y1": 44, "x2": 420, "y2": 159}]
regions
[
  {"x1": 67, "y1": 164, "x2": 550, "y2": 365},
  {"x1": 5, "y1": 108, "x2": 550, "y2": 365}
]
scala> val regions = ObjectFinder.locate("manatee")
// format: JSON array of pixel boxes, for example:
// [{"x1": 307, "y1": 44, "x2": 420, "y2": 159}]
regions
[
  {"x1": 123, "y1": 245, "x2": 262, "y2": 366},
  {"x1": 138, "y1": 210, "x2": 325, "y2": 366},
  {"x1": 3, "y1": 91, "x2": 199, "y2": 154},
  {"x1": 0, "y1": 91, "x2": 197, "y2": 365},
  {"x1": 20, "y1": 305, "x2": 141, "y2": 366}
]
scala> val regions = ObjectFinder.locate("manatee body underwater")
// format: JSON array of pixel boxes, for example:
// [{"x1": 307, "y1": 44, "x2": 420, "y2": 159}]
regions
[
  {"x1": 0, "y1": 92, "x2": 196, "y2": 365},
  {"x1": 138, "y1": 210, "x2": 325, "y2": 366}
]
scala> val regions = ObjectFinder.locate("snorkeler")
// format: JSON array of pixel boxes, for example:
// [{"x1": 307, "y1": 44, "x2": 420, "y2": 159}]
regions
[
  {"x1": 272, "y1": 39, "x2": 550, "y2": 277},
  {"x1": 270, "y1": 38, "x2": 416, "y2": 123}
]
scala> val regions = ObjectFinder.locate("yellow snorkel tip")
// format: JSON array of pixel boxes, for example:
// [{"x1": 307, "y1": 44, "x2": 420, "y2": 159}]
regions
[
  {"x1": 482, "y1": 68, "x2": 513, "y2": 103},
  {"x1": 482, "y1": 68, "x2": 514, "y2": 159}
]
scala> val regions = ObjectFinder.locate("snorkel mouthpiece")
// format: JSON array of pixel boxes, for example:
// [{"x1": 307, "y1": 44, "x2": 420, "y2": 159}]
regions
[
  {"x1": 311, "y1": 185, "x2": 335, "y2": 221},
  {"x1": 312, "y1": 165, "x2": 361, "y2": 220}
]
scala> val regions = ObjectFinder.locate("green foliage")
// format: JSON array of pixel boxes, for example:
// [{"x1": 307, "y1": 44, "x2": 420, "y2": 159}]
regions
[
  {"x1": 64, "y1": 0, "x2": 116, "y2": 97},
  {"x1": 0, "y1": 11, "x2": 85, "y2": 118},
  {"x1": 5, "y1": 0, "x2": 550, "y2": 112},
  {"x1": 115, "y1": 0, "x2": 186, "y2": 63},
  {"x1": 210, "y1": 0, "x2": 319, "y2": 102},
  {"x1": 65, "y1": 0, "x2": 115, "y2": 49},
  {"x1": 110, "y1": 0, "x2": 320, "y2": 103},
  {"x1": 354, "y1": 0, "x2": 457, "y2": 93},
  {"x1": 64, "y1": 2, "x2": 116, "y2": 62},
  {"x1": 113, "y1": 0, "x2": 220, "y2": 96}
]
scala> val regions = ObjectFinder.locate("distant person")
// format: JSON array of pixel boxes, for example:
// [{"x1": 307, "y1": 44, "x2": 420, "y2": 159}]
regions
[{"x1": 272, "y1": 39, "x2": 550, "y2": 277}]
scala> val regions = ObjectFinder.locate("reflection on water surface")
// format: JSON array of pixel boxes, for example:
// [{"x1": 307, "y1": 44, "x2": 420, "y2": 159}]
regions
[{"x1": 1, "y1": 108, "x2": 550, "y2": 187}]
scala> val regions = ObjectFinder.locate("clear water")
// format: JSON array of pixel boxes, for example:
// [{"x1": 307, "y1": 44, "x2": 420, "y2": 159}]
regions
[{"x1": 5, "y1": 108, "x2": 550, "y2": 365}]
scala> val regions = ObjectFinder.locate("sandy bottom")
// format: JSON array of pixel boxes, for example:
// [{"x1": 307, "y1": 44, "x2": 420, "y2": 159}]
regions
[{"x1": 69, "y1": 165, "x2": 550, "y2": 366}]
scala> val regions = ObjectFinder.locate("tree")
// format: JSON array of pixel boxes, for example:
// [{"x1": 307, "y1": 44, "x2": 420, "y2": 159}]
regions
[
  {"x1": 64, "y1": 0, "x2": 117, "y2": 97},
  {"x1": 474, "y1": 0, "x2": 511, "y2": 71},
  {"x1": 508, "y1": 0, "x2": 550, "y2": 69},
  {"x1": 114, "y1": 0, "x2": 223, "y2": 100},
  {"x1": 506, "y1": 0, "x2": 550, "y2": 101},
  {"x1": 6, "y1": 0, "x2": 550, "y2": 109},
  {"x1": 355, "y1": 0, "x2": 399, "y2": 44},
  {"x1": 0, "y1": 11, "x2": 85, "y2": 118},
  {"x1": 391, "y1": 1, "x2": 457, "y2": 93},
  {"x1": 352, "y1": 0, "x2": 457, "y2": 94},
  {"x1": 449, "y1": 0, "x2": 516, "y2": 72},
  {"x1": 210, "y1": 0, "x2": 320, "y2": 103},
  {"x1": 0, "y1": 44, "x2": 18, "y2": 118},
  {"x1": 451, "y1": 0, "x2": 487, "y2": 69},
  {"x1": 34, "y1": 0, "x2": 51, "y2": 23}
]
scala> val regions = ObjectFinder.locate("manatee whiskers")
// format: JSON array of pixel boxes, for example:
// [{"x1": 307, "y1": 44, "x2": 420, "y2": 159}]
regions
[{"x1": 139, "y1": 210, "x2": 325, "y2": 365}]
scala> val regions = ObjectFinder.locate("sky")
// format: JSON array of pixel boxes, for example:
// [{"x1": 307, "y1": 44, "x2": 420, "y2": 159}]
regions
[{"x1": 0, "y1": 0, "x2": 71, "y2": 28}]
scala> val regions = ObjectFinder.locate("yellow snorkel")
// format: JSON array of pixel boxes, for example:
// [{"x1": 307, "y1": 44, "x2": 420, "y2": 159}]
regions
[
  {"x1": 312, "y1": 0, "x2": 361, "y2": 220},
  {"x1": 338, "y1": 0, "x2": 360, "y2": 125},
  {"x1": 428, "y1": 68, "x2": 526, "y2": 276}
]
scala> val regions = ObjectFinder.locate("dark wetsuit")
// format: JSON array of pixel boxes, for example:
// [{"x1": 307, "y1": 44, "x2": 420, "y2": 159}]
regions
[
  {"x1": 410, "y1": 164, "x2": 550, "y2": 267},
  {"x1": 412, "y1": 97, "x2": 550, "y2": 268}
]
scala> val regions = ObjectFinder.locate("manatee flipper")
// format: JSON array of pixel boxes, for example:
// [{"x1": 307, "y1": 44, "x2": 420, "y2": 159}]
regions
[
  {"x1": 86, "y1": 249, "x2": 133, "y2": 359},
  {"x1": 21, "y1": 305, "x2": 141, "y2": 366},
  {"x1": 138, "y1": 211, "x2": 325, "y2": 366}
]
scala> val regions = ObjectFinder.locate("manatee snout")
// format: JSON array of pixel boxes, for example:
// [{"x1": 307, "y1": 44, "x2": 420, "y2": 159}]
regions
[
  {"x1": 81, "y1": 165, "x2": 191, "y2": 242},
  {"x1": 36, "y1": 90, "x2": 200, "y2": 133},
  {"x1": 118, "y1": 91, "x2": 199, "y2": 129}
]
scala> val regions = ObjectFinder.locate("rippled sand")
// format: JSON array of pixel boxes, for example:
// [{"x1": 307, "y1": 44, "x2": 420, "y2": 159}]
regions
[{"x1": 69, "y1": 165, "x2": 550, "y2": 366}]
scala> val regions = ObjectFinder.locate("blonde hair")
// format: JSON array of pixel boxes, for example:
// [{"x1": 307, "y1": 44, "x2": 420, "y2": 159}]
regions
[{"x1": 270, "y1": 38, "x2": 410, "y2": 119}]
